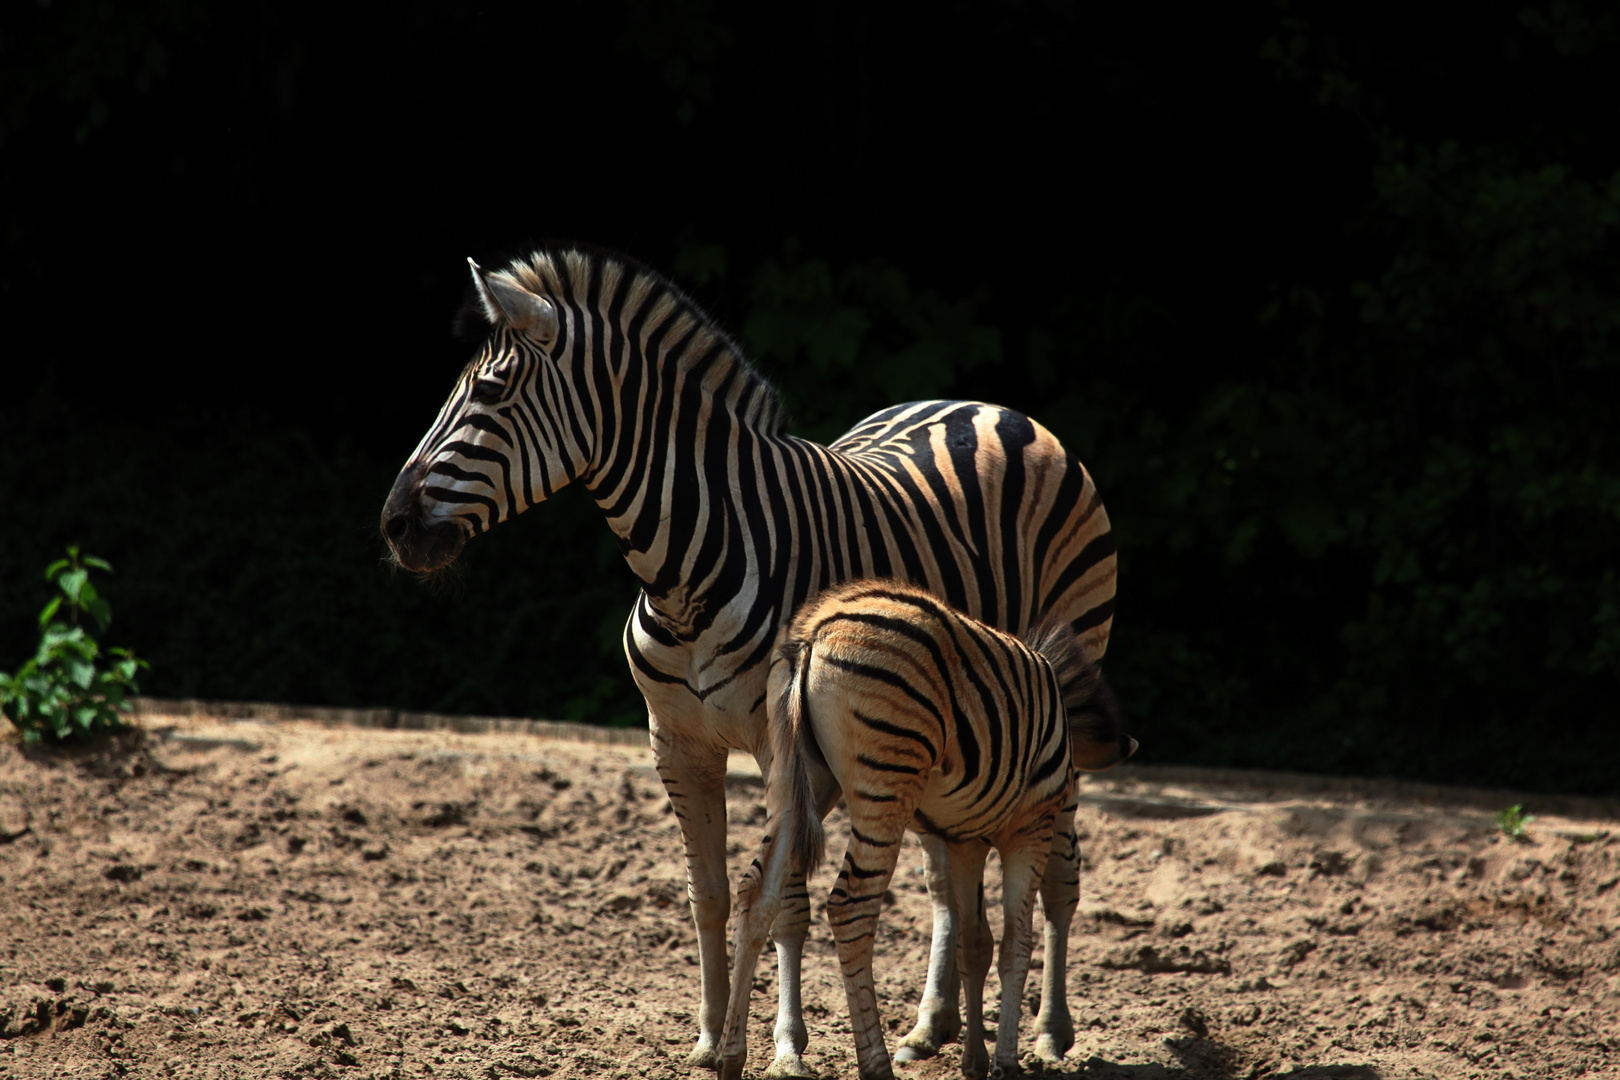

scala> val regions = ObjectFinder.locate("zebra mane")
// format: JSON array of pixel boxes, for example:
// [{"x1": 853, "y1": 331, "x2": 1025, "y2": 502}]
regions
[{"x1": 477, "y1": 244, "x2": 786, "y2": 437}]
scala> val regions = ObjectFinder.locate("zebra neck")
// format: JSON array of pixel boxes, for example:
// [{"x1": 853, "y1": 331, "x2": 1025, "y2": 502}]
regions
[{"x1": 581, "y1": 326, "x2": 783, "y2": 608}]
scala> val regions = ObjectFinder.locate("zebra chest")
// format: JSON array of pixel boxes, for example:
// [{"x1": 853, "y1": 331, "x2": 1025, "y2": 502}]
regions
[{"x1": 628, "y1": 605, "x2": 773, "y2": 755}]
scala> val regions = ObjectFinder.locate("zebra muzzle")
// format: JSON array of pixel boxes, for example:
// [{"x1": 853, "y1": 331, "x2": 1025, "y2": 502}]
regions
[{"x1": 381, "y1": 465, "x2": 467, "y2": 572}]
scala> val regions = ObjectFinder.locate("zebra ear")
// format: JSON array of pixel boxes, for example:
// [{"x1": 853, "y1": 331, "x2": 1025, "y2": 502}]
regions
[{"x1": 467, "y1": 258, "x2": 558, "y2": 339}]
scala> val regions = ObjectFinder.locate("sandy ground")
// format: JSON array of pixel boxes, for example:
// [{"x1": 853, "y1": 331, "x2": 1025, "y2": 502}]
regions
[{"x1": 1, "y1": 714, "x2": 1617, "y2": 1080}]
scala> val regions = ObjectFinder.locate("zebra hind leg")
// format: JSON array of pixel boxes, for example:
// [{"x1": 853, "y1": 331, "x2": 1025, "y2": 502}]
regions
[
  {"x1": 719, "y1": 811, "x2": 797, "y2": 1080},
  {"x1": 1033, "y1": 799, "x2": 1081, "y2": 1062},
  {"x1": 949, "y1": 842, "x2": 994, "y2": 1080},
  {"x1": 991, "y1": 835, "x2": 1055, "y2": 1079},
  {"x1": 763, "y1": 867, "x2": 817, "y2": 1079},
  {"x1": 826, "y1": 821, "x2": 909, "y2": 1080},
  {"x1": 896, "y1": 833, "x2": 963, "y2": 1062},
  {"x1": 765, "y1": 724, "x2": 842, "y2": 1080}
]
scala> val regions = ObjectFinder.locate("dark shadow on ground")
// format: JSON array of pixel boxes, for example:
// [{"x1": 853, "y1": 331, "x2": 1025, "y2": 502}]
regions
[
  {"x1": 13, "y1": 728, "x2": 171, "y2": 781},
  {"x1": 1016, "y1": 1041, "x2": 1382, "y2": 1080}
]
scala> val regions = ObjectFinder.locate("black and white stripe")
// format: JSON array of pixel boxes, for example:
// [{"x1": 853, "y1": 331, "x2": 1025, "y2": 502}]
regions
[{"x1": 380, "y1": 246, "x2": 1118, "y2": 1073}]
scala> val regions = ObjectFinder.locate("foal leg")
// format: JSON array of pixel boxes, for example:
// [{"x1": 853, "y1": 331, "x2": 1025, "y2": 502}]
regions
[
  {"x1": 763, "y1": 869, "x2": 814, "y2": 1078},
  {"x1": 1033, "y1": 796, "x2": 1080, "y2": 1061},
  {"x1": 826, "y1": 817, "x2": 909, "y2": 1080},
  {"x1": 765, "y1": 776, "x2": 842, "y2": 1079},
  {"x1": 897, "y1": 834, "x2": 963, "y2": 1062},
  {"x1": 993, "y1": 833, "x2": 1055, "y2": 1079},
  {"x1": 950, "y1": 842, "x2": 994, "y2": 1080},
  {"x1": 649, "y1": 720, "x2": 732, "y2": 1068}
]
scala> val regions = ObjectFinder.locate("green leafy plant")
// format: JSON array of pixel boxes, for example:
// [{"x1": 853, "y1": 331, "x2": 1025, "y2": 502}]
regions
[
  {"x1": 0, "y1": 546, "x2": 148, "y2": 745},
  {"x1": 1495, "y1": 804, "x2": 1536, "y2": 842}
]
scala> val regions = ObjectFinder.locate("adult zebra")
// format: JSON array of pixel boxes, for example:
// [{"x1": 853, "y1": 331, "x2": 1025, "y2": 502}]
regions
[{"x1": 380, "y1": 246, "x2": 1118, "y2": 1076}]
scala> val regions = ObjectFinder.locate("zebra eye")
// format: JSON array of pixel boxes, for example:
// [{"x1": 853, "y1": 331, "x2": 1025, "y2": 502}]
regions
[{"x1": 469, "y1": 377, "x2": 506, "y2": 405}]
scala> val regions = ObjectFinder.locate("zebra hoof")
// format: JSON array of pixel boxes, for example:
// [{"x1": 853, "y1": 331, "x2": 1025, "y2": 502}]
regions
[
  {"x1": 718, "y1": 1052, "x2": 748, "y2": 1080},
  {"x1": 897, "y1": 1008, "x2": 958, "y2": 1062},
  {"x1": 895, "y1": 1022, "x2": 952, "y2": 1061},
  {"x1": 765, "y1": 1050, "x2": 815, "y2": 1078},
  {"x1": 1033, "y1": 1027, "x2": 1073, "y2": 1062},
  {"x1": 687, "y1": 1040, "x2": 721, "y2": 1069}
]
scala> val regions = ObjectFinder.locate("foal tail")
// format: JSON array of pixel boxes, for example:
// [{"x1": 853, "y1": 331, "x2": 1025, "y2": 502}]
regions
[{"x1": 771, "y1": 634, "x2": 827, "y2": 876}]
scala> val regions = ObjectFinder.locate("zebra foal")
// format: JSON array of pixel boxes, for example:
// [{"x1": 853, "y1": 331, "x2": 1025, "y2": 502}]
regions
[{"x1": 721, "y1": 580, "x2": 1136, "y2": 1080}]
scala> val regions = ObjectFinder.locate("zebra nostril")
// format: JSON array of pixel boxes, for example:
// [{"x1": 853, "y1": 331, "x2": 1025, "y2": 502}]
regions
[{"x1": 384, "y1": 515, "x2": 411, "y2": 542}]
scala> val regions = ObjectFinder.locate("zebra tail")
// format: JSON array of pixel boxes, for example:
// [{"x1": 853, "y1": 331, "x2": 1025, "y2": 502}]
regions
[
  {"x1": 1024, "y1": 613, "x2": 1135, "y2": 769},
  {"x1": 1023, "y1": 615, "x2": 1099, "y2": 712},
  {"x1": 772, "y1": 636, "x2": 826, "y2": 876}
]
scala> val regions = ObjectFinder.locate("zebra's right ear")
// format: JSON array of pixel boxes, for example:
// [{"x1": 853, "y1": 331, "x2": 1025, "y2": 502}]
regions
[
  {"x1": 467, "y1": 258, "x2": 558, "y2": 339},
  {"x1": 468, "y1": 259, "x2": 505, "y2": 326}
]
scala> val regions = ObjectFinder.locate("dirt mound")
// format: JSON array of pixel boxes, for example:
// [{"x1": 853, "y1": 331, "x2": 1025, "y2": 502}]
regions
[{"x1": 1, "y1": 714, "x2": 1616, "y2": 1078}]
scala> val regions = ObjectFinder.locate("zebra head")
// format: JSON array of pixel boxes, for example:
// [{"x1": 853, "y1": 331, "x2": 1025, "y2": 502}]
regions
[{"x1": 381, "y1": 256, "x2": 591, "y2": 572}]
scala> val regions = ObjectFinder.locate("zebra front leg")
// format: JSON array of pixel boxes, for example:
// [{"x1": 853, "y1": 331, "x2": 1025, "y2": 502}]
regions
[
  {"x1": 950, "y1": 842, "x2": 994, "y2": 1080},
  {"x1": 650, "y1": 725, "x2": 732, "y2": 1068},
  {"x1": 991, "y1": 837, "x2": 1054, "y2": 1079},
  {"x1": 1033, "y1": 798, "x2": 1080, "y2": 1062},
  {"x1": 897, "y1": 833, "x2": 962, "y2": 1062}
]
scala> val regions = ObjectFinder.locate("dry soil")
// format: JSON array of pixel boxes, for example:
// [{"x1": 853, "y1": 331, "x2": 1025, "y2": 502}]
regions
[{"x1": 1, "y1": 713, "x2": 1617, "y2": 1080}]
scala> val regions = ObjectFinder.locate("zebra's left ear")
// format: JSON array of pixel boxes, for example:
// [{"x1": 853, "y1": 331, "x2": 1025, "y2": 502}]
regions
[{"x1": 468, "y1": 258, "x2": 558, "y2": 339}]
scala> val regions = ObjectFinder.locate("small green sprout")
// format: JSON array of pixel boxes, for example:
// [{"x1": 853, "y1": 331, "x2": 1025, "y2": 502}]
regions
[
  {"x1": 1494, "y1": 804, "x2": 1535, "y2": 842},
  {"x1": 0, "y1": 546, "x2": 149, "y2": 745}
]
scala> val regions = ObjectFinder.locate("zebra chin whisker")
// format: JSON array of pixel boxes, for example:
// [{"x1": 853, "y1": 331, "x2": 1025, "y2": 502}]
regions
[{"x1": 411, "y1": 557, "x2": 467, "y2": 596}]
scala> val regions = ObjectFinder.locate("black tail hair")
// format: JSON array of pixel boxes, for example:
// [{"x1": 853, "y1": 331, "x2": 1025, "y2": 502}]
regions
[{"x1": 1023, "y1": 614, "x2": 1126, "y2": 750}]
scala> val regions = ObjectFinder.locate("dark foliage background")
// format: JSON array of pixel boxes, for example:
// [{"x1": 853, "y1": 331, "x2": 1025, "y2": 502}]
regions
[{"x1": 3, "y1": 0, "x2": 1616, "y2": 794}]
